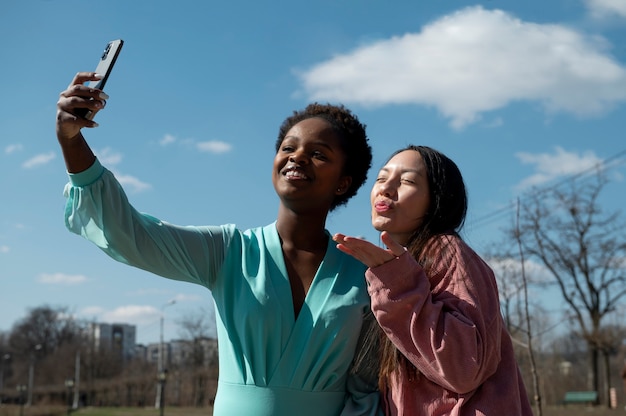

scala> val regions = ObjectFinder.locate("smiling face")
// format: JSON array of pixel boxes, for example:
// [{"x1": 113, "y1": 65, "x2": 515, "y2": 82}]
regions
[
  {"x1": 371, "y1": 150, "x2": 431, "y2": 246},
  {"x1": 272, "y1": 117, "x2": 352, "y2": 214}
]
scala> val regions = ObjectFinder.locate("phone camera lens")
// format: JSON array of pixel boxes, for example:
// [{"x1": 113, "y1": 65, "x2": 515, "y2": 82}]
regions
[{"x1": 101, "y1": 44, "x2": 111, "y2": 60}]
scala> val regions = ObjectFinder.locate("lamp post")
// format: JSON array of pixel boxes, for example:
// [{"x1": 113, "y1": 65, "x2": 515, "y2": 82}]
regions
[
  {"x1": 155, "y1": 299, "x2": 175, "y2": 409},
  {"x1": 64, "y1": 379, "x2": 74, "y2": 415},
  {"x1": 157, "y1": 370, "x2": 167, "y2": 416},
  {"x1": 72, "y1": 351, "x2": 80, "y2": 410},
  {"x1": 26, "y1": 344, "x2": 42, "y2": 406},
  {"x1": 0, "y1": 353, "x2": 10, "y2": 405},
  {"x1": 16, "y1": 384, "x2": 27, "y2": 416}
]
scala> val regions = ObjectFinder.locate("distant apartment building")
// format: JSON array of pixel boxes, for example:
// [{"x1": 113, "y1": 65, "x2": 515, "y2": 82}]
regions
[
  {"x1": 144, "y1": 337, "x2": 218, "y2": 369},
  {"x1": 171, "y1": 337, "x2": 218, "y2": 368},
  {"x1": 145, "y1": 342, "x2": 170, "y2": 367},
  {"x1": 88, "y1": 322, "x2": 137, "y2": 361},
  {"x1": 86, "y1": 322, "x2": 217, "y2": 368}
]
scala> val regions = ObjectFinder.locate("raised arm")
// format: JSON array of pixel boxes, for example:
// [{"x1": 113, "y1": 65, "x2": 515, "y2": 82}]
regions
[
  {"x1": 56, "y1": 72, "x2": 108, "y2": 173},
  {"x1": 365, "y1": 240, "x2": 503, "y2": 394}
]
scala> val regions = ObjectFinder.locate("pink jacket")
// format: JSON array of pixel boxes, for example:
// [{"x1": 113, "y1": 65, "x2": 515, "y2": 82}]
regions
[{"x1": 366, "y1": 235, "x2": 533, "y2": 416}]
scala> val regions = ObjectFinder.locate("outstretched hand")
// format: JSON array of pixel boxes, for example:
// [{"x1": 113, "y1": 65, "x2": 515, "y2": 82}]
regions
[
  {"x1": 332, "y1": 231, "x2": 406, "y2": 268},
  {"x1": 56, "y1": 72, "x2": 108, "y2": 142}
]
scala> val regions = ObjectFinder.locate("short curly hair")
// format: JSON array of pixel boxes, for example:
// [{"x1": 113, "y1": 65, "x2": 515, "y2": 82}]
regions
[{"x1": 275, "y1": 103, "x2": 372, "y2": 211}]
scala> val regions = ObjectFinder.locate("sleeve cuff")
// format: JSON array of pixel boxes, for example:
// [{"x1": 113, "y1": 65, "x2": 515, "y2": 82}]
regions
[{"x1": 67, "y1": 159, "x2": 104, "y2": 187}]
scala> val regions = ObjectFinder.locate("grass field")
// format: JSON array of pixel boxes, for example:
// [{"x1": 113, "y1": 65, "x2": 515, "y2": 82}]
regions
[
  {"x1": 0, "y1": 404, "x2": 624, "y2": 416},
  {"x1": 543, "y1": 406, "x2": 626, "y2": 416},
  {"x1": 0, "y1": 405, "x2": 213, "y2": 416},
  {"x1": 69, "y1": 407, "x2": 213, "y2": 416}
]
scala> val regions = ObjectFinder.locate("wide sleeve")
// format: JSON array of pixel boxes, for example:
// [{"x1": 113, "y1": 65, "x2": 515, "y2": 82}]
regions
[
  {"x1": 365, "y1": 237, "x2": 503, "y2": 394},
  {"x1": 340, "y1": 372, "x2": 382, "y2": 416},
  {"x1": 63, "y1": 159, "x2": 232, "y2": 289}
]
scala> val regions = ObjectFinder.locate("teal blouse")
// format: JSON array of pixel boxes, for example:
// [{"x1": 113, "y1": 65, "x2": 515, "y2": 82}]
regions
[{"x1": 64, "y1": 160, "x2": 381, "y2": 416}]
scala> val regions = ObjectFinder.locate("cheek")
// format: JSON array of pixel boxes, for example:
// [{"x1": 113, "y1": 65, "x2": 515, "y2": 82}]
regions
[
  {"x1": 370, "y1": 186, "x2": 379, "y2": 204},
  {"x1": 407, "y1": 193, "x2": 429, "y2": 219},
  {"x1": 271, "y1": 158, "x2": 283, "y2": 185},
  {"x1": 272, "y1": 154, "x2": 287, "y2": 173}
]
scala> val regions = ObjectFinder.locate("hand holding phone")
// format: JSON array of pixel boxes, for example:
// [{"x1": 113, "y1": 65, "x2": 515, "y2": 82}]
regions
[{"x1": 76, "y1": 39, "x2": 124, "y2": 120}]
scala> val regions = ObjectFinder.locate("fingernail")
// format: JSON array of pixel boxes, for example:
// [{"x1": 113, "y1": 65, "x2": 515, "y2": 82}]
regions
[{"x1": 99, "y1": 92, "x2": 109, "y2": 100}]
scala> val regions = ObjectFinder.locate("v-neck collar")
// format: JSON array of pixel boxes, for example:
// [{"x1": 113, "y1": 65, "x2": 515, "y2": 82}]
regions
[{"x1": 263, "y1": 222, "x2": 339, "y2": 326}]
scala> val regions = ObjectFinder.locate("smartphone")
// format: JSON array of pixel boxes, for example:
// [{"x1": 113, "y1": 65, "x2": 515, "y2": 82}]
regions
[{"x1": 77, "y1": 39, "x2": 124, "y2": 120}]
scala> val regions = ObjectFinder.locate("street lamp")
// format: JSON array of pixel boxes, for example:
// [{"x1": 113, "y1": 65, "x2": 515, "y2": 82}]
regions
[
  {"x1": 157, "y1": 370, "x2": 168, "y2": 416},
  {"x1": 16, "y1": 384, "x2": 27, "y2": 416},
  {"x1": 155, "y1": 299, "x2": 175, "y2": 409},
  {"x1": 26, "y1": 344, "x2": 42, "y2": 406},
  {"x1": 64, "y1": 379, "x2": 75, "y2": 415},
  {"x1": 72, "y1": 351, "x2": 81, "y2": 411},
  {"x1": 0, "y1": 353, "x2": 10, "y2": 405}
]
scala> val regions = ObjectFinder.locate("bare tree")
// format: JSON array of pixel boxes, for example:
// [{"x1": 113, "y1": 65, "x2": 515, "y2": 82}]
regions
[
  {"x1": 485, "y1": 244, "x2": 551, "y2": 351},
  {"x1": 514, "y1": 199, "x2": 543, "y2": 416},
  {"x1": 511, "y1": 169, "x2": 626, "y2": 404},
  {"x1": 176, "y1": 308, "x2": 215, "y2": 342},
  {"x1": 8, "y1": 305, "x2": 82, "y2": 355},
  {"x1": 485, "y1": 204, "x2": 547, "y2": 414},
  {"x1": 487, "y1": 250, "x2": 532, "y2": 337},
  {"x1": 596, "y1": 323, "x2": 626, "y2": 405},
  {"x1": 4, "y1": 305, "x2": 85, "y2": 405},
  {"x1": 176, "y1": 308, "x2": 218, "y2": 407}
]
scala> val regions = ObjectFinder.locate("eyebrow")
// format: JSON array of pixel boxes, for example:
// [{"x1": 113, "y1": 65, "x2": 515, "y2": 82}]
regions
[
  {"x1": 283, "y1": 135, "x2": 336, "y2": 152},
  {"x1": 379, "y1": 166, "x2": 423, "y2": 175}
]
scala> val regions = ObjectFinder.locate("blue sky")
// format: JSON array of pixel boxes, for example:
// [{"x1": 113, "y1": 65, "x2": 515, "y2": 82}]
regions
[{"x1": 1, "y1": 0, "x2": 625, "y2": 345}]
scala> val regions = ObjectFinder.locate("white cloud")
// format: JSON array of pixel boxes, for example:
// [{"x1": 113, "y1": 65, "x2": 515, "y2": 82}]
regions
[
  {"x1": 172, "y1": 293, "x2": 204, "y2": 302},
  {"x1": 22, "y1": 152, "x2": 56, "y2": 169},
  {"x1": 297, "y1": 6, "x2": 626, "y2": 129},
  {"x1": 196, "y1": 140, "x2": 232, "y2": 154},
  {"x1": 95, "y1": 147, "x2": 123, "y2": 166},
  {"x1": 515, "y1": 146, "x2": 603, "y2": 190},
  {"x1": 37, "y1": 272, "x2": 88, "y2": 285},
  {"x1": 585, "y1": 0, "x2": 626, "y2": 18},
  {"x1": 489, "y1": 256, "x2": 547, "y2": 276},
  {"x1": 0, "y1": 245, "x2": 9, "y2": 254},
  {"x1": 157, "y1": 134, "x2": 232, "y2": 154},
  {"x1": 160, "y1": 134, "x2": 176, "y2": 146},
  {"x1": 123, "y1": 289, "x2": 204, "y2": 303},
  {"x1": 101, "y1": 305, "x2": 159, "y2": 325},
  {"x1": 114, "y1": 172, "x2": 152, "y2": 193},
  {"x1": 78, "y1": 299, "x2": 217, "y2": 342},
  {"x1": 488, "y1": 256, "x2": 552, "y2": 286},
  {"x1": 5, "y1": 144, "x2": 23, "y2": 154},
  {"x1": 78, "y1": 305, "x2": 159, "y2": 326},
  {"x1": 92, "y1": 147, "x2": 151, "y2": 193}
]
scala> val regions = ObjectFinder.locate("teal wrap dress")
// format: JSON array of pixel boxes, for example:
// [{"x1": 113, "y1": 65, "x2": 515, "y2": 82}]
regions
[{"x1": 63, "y1": 160, "x2": 381, "y2": 416}]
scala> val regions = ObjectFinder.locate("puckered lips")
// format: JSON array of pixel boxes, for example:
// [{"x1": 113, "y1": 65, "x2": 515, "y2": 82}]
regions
[
  {"x1": 282, "y1": 164, "x2": 310, "y2": 181},
  {"x1": 373, "y1": 198, "x2": 392, "y2": 213}
]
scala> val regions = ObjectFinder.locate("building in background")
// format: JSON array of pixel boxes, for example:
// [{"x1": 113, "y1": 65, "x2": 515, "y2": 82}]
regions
[
  {"x1": 144, "y1": 342, "x2": 169, "y2": 367},
  {"x1": 88, "y1": 323, "x2": 137, "y2": 361},
  {"x1": 85, "y1": 322, "x2": 218, "y2": 368},
  {"x1": 170, "y1": 337, "x2": 218, "y2": 367},
  {"x1": 144, "y1": 337, "x2": 218, "y2": 368}
]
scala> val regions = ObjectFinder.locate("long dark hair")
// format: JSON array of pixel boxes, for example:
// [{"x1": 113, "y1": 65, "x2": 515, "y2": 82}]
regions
[{"x1": 352, "y1": 145, "x2": 468, "y2": 388}]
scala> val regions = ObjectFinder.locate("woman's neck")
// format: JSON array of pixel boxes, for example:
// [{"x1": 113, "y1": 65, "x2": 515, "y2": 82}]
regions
[{"x1": 276, "y1": 207, "x2": 328, "y2": 251}]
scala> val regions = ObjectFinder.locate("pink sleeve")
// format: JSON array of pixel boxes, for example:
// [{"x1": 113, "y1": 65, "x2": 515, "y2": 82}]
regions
[{"x1": 366, "y1": 237, "x2": 502, "y2": 394}]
